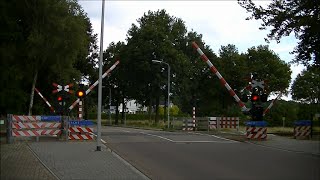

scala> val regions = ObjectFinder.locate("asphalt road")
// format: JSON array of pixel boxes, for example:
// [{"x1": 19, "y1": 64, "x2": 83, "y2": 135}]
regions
[{"x1": 101, "y1": 126, "x2": 319, "y2": 180}]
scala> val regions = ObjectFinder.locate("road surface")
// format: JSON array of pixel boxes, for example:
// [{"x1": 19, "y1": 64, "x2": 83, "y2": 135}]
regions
[{"x1": 100, "y1": 126, "x2": 319, "y2": 180}]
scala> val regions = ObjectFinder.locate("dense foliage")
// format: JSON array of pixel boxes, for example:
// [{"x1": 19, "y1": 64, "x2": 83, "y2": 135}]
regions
[
  {"x1": 1, "y1": 3, "x2": 316, "y2": 125},
  {"x1": 0, "y1": 0, "x2": 98, "y2": 115},
  {"x1": 238, "y1": 0, "x2": 320, "y2": 67}
]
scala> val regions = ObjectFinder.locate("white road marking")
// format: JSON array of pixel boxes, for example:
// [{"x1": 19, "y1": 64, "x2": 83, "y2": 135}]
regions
[
  {"x1": 140, "y1": 132, "x2": 174, "y2": 142},
  {"x1": 174, "y1": 141, "x2": 235, "y2": 143},
  {"x1": 121, "y1": 130, "x2": 131, "y2": 133},
  {"x1": 140, "y1": 132, "x2": 237, "y2": 143},
  {"x1": 90, "y1": 132, "x2": 107, "y2": 144},
  {"x1": 188, "y1": 132, "x2": 238, "y2": 143}
]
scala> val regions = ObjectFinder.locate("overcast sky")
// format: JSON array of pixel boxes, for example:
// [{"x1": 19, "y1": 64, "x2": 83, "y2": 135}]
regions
[{"x1": 78, "y1": 0, "x2": 305, "y2": 100}]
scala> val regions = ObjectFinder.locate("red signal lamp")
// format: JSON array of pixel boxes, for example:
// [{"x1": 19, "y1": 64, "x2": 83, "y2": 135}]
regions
[
  {"x1": 251, "y1": 94, "x2": 259, "y2": 102},
  {"x1": 57, "y1": 96, "x2": 63, "y2": 102}
]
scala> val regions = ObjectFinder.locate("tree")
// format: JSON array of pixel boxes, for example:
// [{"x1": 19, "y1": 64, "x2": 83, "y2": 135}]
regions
[
  {"x1": 291, "y1": 66, "x2": 320, "y2": 103},
  {"x1": 244, "y1": 45, "x2": 292, "y2": 94},
  {"x1": 0, "y1": 0, "x2": 96, "y2": 115},
  {"x1": 238, "y1": 0, "x2": 320, "y2": 67},
  {"x1": 124, "y1": 9, "x2": 189, "y2": 124}
]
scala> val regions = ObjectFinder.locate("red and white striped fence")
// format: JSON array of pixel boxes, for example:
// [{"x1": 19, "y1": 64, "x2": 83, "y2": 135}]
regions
[
  {"x1": 208, "y1": 117, "x2": 239, "y2": 131},
  {"x1": 246, "y1": 127, "x2": 267, "y2": 140},
  {"x1": 8, "y1": 115, "x2": 62, "y2": 141},
  {"x1": 68, "y1": 126, "x2": 94, "y2": 140},
  {"x1": 294, "y1": 126, "x2": 311, "y2": 139}
]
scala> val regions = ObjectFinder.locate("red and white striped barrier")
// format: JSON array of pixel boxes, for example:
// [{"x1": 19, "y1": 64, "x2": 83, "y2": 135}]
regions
[
  {"x1": 192, "y1": 107, "x2": 196, "y2": 129},
  {"x1": 68, "y1": 126, "x2": 94, "y2": 140},
  {"x1": 192, "y1": 42, "x2": 248, "y2": 112},
  {"x1": 263, "y1": 92, "x2": 282, "y2": 116},
  {"x1": 12, "y1": 122, "x2": 61, "y2": 129},
  {"x1": 69, "y1": 134, "x2": 94, "y2": 140},
  {"x1": 69, "y1": 127, "x2": 93, "y2": 133},
  {"x1": 209, "y1": 117, "x2": 239, "y2": 130},
  {"x1": 9, "y1": 115, "x2": 62, "y2": 140},
  {"x1": 246, "y1": 127, "x2": 267, "y2": 140},
  {"x1": 12, "y1": 115, "x2": 41, "y2": 122},
  {"x1": 78, "y1": 100, "x2": 83, "y2": 120},
  {"x1": 34, "y1": 88, "x2": 55, "y2": 113},
  {"x1": 294, "y1": 126, "x2": 311, "y2": 138},
  {"x1": 12, "y1": 129, "x2": 61, "y2": 136},
  {"x1": 68, "y1": 60, "x2": 120, "y2": 111}
]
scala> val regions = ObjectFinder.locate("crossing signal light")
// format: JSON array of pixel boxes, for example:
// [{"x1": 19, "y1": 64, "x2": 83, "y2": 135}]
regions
[
  {"x1": 76, "y1": 89, "x2": 85, "y2": 98},
  {"x1": 241, "y1": 94, "x2": 248, "y2": 102},
  {"x1": 261, "y1": 93, "x2": 268, "y2": 102},
  {"x1": 57, "y1": 96, "x2": 63, "y2": 102},
  {"x1": 251, "y1": 94, "x2": 259, "y2": 102}
]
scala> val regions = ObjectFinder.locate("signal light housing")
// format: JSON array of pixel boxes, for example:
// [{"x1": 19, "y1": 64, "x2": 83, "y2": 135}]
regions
[
  {"x1": 76, "y1": 89, "x2": 85, "y2": 98},
  {"x1": 260, "y1": 93, "x2": 268, "y2": 102}
]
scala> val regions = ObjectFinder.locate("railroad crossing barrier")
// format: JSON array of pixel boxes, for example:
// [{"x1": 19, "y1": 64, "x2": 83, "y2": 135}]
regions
[
  {"x1": 208, "y1": 117, "x2": 239, "y2": 131},
  {"x1": 6, "y1": 115, "x2": 67, "y2": 143},
  {"x1": 68, "y1": 120, "x2": 94, "y2": 140},
  {"x1": 182, "y1": 118, "x2": 196, "y2": 131},
  {"x1": 195, "y1": 117, "x2": 209, "y2": 131},
  {"x1": 245, "y1": 121, "x2": 267, "y2": 140},
  {"x1": 293, "y1": 120, "x2": 311, "y2": 139}
]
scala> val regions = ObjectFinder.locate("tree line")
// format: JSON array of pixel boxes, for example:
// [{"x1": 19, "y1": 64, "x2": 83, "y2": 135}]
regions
[{"x1": 0, "y1": 0, "x2": 318, "y2": 125}]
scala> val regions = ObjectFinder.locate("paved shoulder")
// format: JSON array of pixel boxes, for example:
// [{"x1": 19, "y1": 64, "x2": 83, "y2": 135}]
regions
[
  {"x1": 29, "y1": 141, "x2": 149, "y2": 180},
  {"x1": 248, "y1": 134, "x2": 320, "y2": 155},
  {"x1": 1, "y1": 142, "x2": 56, "y2": 180}
]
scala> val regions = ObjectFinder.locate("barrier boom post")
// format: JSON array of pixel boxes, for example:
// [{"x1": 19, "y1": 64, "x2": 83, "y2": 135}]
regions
[
  {"x1": 34, "y1": 88, "x2": 55, "y2": 113},
  {"x1": 263, "y1": 92, "x2": 282, "y2": 116},
  {"x1": 68, "y1": 60, "x2": 120, "y2": 111},
  {"x1": 192, "y1": 42, "x2": 247, "y2": 112}
]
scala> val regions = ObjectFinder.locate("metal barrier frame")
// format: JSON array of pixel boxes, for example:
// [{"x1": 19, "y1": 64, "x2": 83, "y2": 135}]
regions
[{"x1": 6, "y1": 114, "x2": 68, "y2": 144}]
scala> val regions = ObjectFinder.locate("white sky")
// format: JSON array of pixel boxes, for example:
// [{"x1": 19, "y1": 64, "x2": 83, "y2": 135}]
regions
[{"x1": 78, "y1": 0, "x2": 305, "y2": 101}]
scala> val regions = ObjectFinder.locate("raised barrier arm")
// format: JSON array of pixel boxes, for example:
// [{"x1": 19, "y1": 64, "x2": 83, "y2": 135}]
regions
[
  {"x1": 263, "y1": 92, "x2": 282, "y2": 116},
  {"x1": 192, "y1": 42, "x2": 248, "y2": 112},
  {"x1": 68, "y1": 60, "x2": 120, "y2": 111},
  {"x1": 34, "y1": 88, "x2": 55, "y2": 113}
]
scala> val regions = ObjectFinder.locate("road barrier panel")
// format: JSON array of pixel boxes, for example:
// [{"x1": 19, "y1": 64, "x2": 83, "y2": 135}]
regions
[
  {"x1": 182, "y1": 118, "x2": 196, "y2": 131},
  {"x1": 245, "y1": 121, "x2": 267, "y2": 140},
  {"x1": 293, "y1": 120, "x2": 311, "y2": 139},
  {"x1": 7, "y1": 114, "x2": 63, "y2": 143},
  {"x1": 68, "y1": 120, "x2": 94, "y2": 140},
  {"x1": 208, "y1": 117, "x2": 239, "y2": 131}
]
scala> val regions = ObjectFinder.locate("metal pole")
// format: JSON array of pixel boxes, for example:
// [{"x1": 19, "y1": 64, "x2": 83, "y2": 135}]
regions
[
  {"x1": 151, "y1": 60, "x2": 170, "y2": 129},
  {"x1": 167, "y1": 63, "x2": 170, "y2": 129},
  {"x1": 97, "y1": 0, "x2": 105, "y2": 151},
  {"x1": 109, "y1": 87, "x2": 111, "y2": 125}
]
